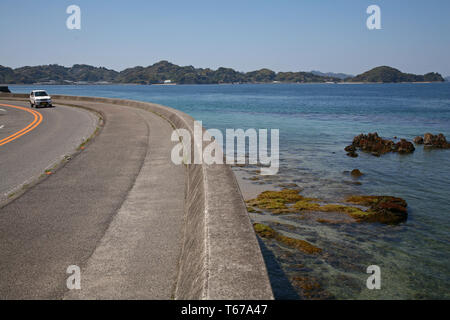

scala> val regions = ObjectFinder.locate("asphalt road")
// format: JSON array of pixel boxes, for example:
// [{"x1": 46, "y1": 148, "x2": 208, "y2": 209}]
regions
[
  {"x1": 0, "y1": 98, "x2": 184, "y2": 299},
  {"x1": 0, "y1": 100, "x2": 98, "y2": 201}
]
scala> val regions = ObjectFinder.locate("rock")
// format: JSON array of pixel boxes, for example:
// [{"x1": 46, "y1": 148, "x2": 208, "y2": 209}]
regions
[
  {"x1": 424, "y1": 133, "x2": 434, "y2": 145},
  {"x1": 349, "y1": 132, "x2": 415, "y2": 156},
  {"x1": 344, "y1": 145, "x2": 356, "y2": 152},
  {"x1": 423, "y1": 133, "x2": 450, "y2": 148},
  {"x1": 350, "y1": 169, "x2": 364, "y2": 177},
  {"x1": 352, "y1": 132, "x2": 394, "y2": 155},
  {"x1": 345, "y1": 195, "x2": 408, "y2": 224},
  {"x1": 394, "y1": 139, "x2": 415, "y2": 154},
  {"x1": 246, "y1": 188, "x2": 304, "y2": 214},
  {"x1": 253, "y1": 223, "x2": 322, "y2": 254},
  {"x1": 413, "y1": 136, "x2": 424, "y2": 144},
  {"x1": 346, "y1": 151, "x2": 358, "y2": 158}
]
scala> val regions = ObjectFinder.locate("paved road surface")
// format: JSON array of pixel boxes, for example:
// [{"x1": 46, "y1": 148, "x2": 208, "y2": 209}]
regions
[
  {"x1": 0, "y1": 98, "x2": 184, "y2": 299},
  {"x1": 0, "y1": 100, "x2": 97, "y2": 201}
]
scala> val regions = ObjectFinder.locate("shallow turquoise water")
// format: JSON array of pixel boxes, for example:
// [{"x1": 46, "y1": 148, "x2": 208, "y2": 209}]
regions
[{"x1": 9, "y1": 83, "x2": 450, "y2": 299}]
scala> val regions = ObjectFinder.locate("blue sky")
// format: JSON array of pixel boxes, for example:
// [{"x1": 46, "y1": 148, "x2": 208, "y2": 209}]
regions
[{"x1": 1, "y1": 0, "x2": 449, "y2": 75}]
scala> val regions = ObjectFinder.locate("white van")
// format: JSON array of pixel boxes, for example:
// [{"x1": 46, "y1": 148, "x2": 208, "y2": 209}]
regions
[{"x1": 30, "y1": 90, "x2": 53, "y2": 108}]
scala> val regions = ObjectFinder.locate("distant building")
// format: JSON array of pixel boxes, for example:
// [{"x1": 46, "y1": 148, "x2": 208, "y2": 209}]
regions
[{"x1": 164, "y1": 80, "x2": 172, "y2": 84}]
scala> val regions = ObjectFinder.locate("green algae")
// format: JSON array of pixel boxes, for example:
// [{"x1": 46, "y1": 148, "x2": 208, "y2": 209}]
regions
[
  {"x1": 292, "y1": 200, "x2": 321, "y2": 211},
  {"x1": 246, "y1": 188, "x2": 304, "y2": 214},
  {"x1": 248, "y1": 189, "x2": 408, "y2": 224},
  {"x1": 253, "y1": 223, "x2": 322, "y2": 254}
]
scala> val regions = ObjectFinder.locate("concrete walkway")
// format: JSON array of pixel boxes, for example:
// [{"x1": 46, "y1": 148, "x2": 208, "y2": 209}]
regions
[
  {"x1": 0, "y1": 99, "x2": 184, "y2": 299},
  {"x1": 65, "y1": 107, "x2": 184, "y2": 299}
]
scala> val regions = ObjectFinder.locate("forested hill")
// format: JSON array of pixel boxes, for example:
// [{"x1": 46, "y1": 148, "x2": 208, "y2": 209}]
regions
[
  {"x1": 0, "y1": 62, "x2": 445, "y2": 84},
  {"x1": 0, "y1": 61, "x2": 340, "y2": 84},
  {"x1": 348, "y1": 66, "x2": 444, "y2": 83}
]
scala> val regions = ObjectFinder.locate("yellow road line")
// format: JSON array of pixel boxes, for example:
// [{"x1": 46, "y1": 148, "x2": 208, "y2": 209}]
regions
[{"x1": 0, "y1": 103, "x2": 43, "y2": 147}]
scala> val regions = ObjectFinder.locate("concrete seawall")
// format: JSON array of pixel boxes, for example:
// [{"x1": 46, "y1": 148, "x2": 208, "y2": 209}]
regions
[{"x1": 1, "y1": 92, "x2": 274, "y2": 300}]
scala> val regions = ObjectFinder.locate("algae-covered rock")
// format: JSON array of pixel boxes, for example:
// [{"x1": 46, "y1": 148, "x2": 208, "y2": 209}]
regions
[
  {"x1": 345, "y1": 195, "x2": 408, "y2": 224},
  {"x1": 246, "y1": 189, "x2": 304, "y2": 214},
  {"x1": 291, "y1": 275, "x2": 335, "y2": 300},
  {"x1": 253, "y1": 223, "x2": 322, "y2": 254},
  {"x1": 249, "y1": 189, "x2": 408, "y2": 224},
  {"x1": 319, "y1": 204, "x2": 366, "y2": 216},
  {"x1": 293, "y1": 200, "x2": 321, "y2": 211},
  {"x1": 246, "y1": 206, "x2": 262, "y2": 213},
  {"x1": 253, "y1": 223, "x2": 277, "y2": 238}
]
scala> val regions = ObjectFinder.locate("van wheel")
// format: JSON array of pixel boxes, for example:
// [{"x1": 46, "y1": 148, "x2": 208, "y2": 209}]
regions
[{"x1": 30, "y1": 102, "x2": 34, "y2": 108}]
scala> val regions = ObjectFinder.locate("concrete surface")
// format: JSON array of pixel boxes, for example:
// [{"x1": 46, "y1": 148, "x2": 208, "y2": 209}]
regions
[
  {"x1": 64, "y1": 107, "x2": 184, "y2": 299},
  {"x1": 0, "y1": 100, "x2": 97, "y2": 201}
]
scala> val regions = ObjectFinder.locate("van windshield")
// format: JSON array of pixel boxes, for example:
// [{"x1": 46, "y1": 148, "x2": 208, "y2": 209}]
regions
[{"x1": 34, "y1": 91, "x2": 48, "y2": 97}]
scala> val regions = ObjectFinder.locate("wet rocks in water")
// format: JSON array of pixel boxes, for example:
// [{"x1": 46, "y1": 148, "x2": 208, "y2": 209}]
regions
[
  {"x1": 350, "y1": 169, "x2": 364, "y2": 178},
  {"x1": 345, "y1": 144, "x2": 358, "y2": 157},
  {"x1": 247, "y1": 206, "x2": 261, "y2": 214},
  {"x1": 253, "y1": 223, "x2": 322, "y2": 254},
  {"x1": 424, "y1": 133, "x2": 434, "y2": 145},
  {"x1": 291, "y1": 276, "x2": 334, "y2": 300},
  {"x1": 352, "y1": 132, "x2": 394, "y2": 155},
  {"x1": 348, "y1": 132, "x2": 415, "y2": 156},
  {"x1": 413, "y1": 136, "x2": 424, "y2": 144},
  {"x1": 344, "y1": 145, "x2": 356, "y2": 152},
  {"x1": 346, "y1": 195, "x2": 408, "y2": 224},
  {"x1": 393, "y1": 139, "x2": 415, "y2": 154},
  {"x1": 248, "y1": 188, "x2": 408, "y2": 224},
  {"x1": 246, "y1": 189, "x2": 304, "y2": 214},
  {"x1": 422, "y1": 133, "x2": 450, "y2": 148}
]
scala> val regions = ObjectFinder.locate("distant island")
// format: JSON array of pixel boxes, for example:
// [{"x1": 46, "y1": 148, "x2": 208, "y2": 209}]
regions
[
  {"x1": 0, "y1": 61, "x2": 445, "y2": 85},
  {"x1": 347, "y1": 66, "x2": 444, "y2": 83}
]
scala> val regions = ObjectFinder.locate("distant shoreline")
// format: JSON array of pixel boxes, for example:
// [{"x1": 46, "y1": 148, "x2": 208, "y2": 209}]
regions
[
  {"x1": 2, "y1": 81, "x2": 447, "y2": 86},
  {"x1": 1, "y1": 62, "x2": 445, "y2": 86}
]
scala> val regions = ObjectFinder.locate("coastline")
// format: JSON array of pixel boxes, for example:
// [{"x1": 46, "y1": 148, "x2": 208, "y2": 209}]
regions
[{"x1": 3, "y1": 80, "x2": 447, "y2": 87}]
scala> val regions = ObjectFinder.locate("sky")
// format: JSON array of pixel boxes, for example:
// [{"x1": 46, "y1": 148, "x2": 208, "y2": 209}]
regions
[{"x1": 1, "y1": 0, "x2": 449, "y2": 76}]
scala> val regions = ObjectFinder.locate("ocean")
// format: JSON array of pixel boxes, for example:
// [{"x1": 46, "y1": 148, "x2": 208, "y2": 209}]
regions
[{"x1": 9, "y1": 83, "x2": 450, "y2": 299}]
